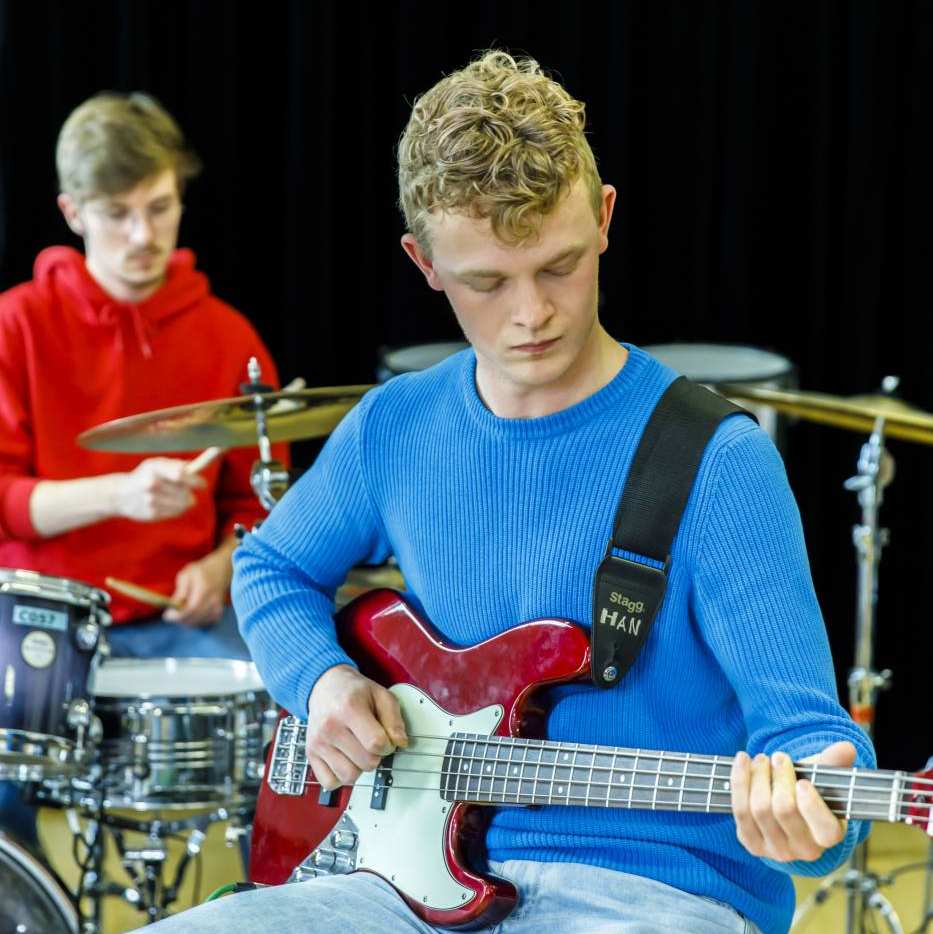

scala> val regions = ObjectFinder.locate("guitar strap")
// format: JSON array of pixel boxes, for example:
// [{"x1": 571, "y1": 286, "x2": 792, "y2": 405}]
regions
[{"x1": 591, "y1": 376, "x2": 755, "y2": 688}]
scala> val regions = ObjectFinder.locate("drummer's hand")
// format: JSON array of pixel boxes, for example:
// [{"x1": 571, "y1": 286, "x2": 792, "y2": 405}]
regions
[
  {"x1": 115, "y1": 458, "x2": 205, "y2": 522},
  {"x1": 306, "y1": 664, "x2": 408, "y2": 791},
  {"x1": 163, "y1": 550, "x2": 230, "y2": 626},
  {"x1": 731, "y1": 741, "x2": 855, "y2": 863}
]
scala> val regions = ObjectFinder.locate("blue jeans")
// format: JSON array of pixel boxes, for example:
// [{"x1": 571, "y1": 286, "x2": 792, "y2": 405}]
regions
[
  {"x1": 103, "y1": 604, "x2": 251, "y2": 660},
  {"x1": 131, "y1": 860, "x2": 760, "y2": 933},
  {"x1": 0, "y1": 607, "x2": 251, "y2": 847}
]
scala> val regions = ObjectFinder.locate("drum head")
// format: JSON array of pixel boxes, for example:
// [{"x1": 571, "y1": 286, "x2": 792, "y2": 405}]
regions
[
  {"x1": 90, "y1": 657, "x2": 266, "y2": 698},
  {"x1": 0, "y1": 833, "x2": 77, "y2": 933},
  {"x1": 644, "y1": 343, "x2": 794, "y2": 383},
  {"x1": 380, "y1": 342, "x2": 468, "y2": 376}
]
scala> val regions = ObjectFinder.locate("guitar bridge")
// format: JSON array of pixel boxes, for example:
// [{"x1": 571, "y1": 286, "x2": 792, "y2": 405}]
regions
[{"x1": 268, "y1": 715, "x2": 308, "y2": 796}]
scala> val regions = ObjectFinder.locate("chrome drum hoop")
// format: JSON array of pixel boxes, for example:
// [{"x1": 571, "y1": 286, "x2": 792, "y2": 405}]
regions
[
  {"x1": 0, "y1": 831, "x2": 78, "y2": 933},
  {"x1": 0, "y1": 568, "x2": 111, "y2": 621}
]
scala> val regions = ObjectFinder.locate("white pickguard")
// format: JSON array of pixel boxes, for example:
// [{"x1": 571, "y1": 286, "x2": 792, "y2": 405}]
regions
[{"x1": 346, "y1": 684, "x2": 503, "y2": 911}]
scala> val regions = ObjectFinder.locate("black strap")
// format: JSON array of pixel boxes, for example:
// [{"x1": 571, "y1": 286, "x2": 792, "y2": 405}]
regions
[{"x1": 591, "y1": 377, "x2": 754, "y2": 688}]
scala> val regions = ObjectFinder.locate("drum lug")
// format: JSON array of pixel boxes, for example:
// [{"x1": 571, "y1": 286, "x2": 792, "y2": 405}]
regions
[
  {"x1": 67, "y1": 698, "x2": 92, "y2": 730},
  {"x1": 75, "y1": 621, "x2": 100, "y2": 652}
]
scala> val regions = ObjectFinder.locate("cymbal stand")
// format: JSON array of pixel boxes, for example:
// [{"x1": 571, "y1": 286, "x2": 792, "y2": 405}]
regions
[
  {"x1": 242, "y1": 356, "x2": 291, "y2": 510},
  {"x1": 793, "y1": 376, "x2": 901, "y2": 933}
]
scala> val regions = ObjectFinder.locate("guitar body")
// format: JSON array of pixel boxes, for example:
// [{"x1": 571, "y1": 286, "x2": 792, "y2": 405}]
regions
[{"x1": 249, "y1": 589, "x2": 592, "y2": 929}]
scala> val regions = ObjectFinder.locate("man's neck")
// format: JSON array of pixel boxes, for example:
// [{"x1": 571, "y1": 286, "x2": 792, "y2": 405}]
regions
[
  {"x1": 85, "y1": 257, "x2": 165, "y2": 304},
  {"x1": 477, "y1": 328, "x2": 628, "y2": 419}
]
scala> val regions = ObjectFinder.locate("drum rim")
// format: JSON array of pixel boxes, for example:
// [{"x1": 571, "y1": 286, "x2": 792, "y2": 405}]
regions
[
  {"x1": 642, "y1": 342, "x2": 797, "y2": 383},
  {"x1": 0, "y1": 728, "x2": 82, "y2": 780},
  {"x1": 97, "y1": 791, "x2": 259, "y2": 814},
  {"x1": 89, "y1": 656, "x2": 266, "y2": 698},
  {"x1": 0, "y1": 831, "x2": 79, "y2": 931},
  {"x1": 0, "y1": 567, "x2": 111, "y2": 608},
  {"x1": 381, "y1": 341, "x2": 470, "y2": 372}
]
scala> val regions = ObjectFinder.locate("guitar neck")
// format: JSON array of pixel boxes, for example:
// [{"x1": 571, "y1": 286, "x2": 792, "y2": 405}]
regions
[{"x1": 440, "y1": 734, "x2": 912, "y2": 825}]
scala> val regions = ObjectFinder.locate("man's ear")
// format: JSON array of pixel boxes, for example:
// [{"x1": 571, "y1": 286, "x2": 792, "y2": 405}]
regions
[
  {"x1": 57, "y1": 193, "x2": 85, "y2": 237},
  {"x1": 400, "y1": 233, "x2": 444, "y2": 291}
]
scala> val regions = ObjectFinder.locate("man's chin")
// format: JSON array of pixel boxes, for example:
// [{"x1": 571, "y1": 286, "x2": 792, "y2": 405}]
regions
[{"x1": 119, "y1": 266, "x2": 168, "y2": 290}]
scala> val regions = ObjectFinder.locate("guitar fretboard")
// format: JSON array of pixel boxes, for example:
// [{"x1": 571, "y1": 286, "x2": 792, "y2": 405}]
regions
[{"x1": 439, "y1": 734, "x2": 912, "y2": 824}]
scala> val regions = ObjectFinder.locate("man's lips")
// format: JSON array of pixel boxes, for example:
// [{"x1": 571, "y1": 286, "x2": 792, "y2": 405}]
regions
[{"x1": 513, "y1": 337, "x2": 560, "y2": 354}]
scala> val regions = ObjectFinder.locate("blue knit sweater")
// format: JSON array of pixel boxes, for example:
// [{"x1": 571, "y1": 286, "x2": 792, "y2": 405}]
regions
[{"x1": 233, "y1": 344, "x2": 875, "y2": 934}]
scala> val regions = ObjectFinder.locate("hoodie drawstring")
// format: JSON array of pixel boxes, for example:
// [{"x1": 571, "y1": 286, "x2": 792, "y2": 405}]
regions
[
  {"x1": 128, "y1": 305, "x2": 154, "y2": 359},
  {"x1": 99, "y1": 304, "x2": 154, "y2": 360}
]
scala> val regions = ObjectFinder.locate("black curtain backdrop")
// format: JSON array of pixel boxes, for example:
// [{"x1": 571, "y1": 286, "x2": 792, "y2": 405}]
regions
[{"x1": 1, "y1": 1, "x2": 930, "y2": 769}]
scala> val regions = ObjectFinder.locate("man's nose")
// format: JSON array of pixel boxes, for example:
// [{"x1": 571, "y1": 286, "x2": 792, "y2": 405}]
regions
[
  {"x1": 127, "y1": 211, "x2": 156, "y2": 244},
  {"x1": 512, "y1": 280, "x2": 553, "y2": 330}
]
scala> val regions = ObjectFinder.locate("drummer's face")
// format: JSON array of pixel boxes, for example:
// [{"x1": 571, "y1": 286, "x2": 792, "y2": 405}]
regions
[{"x1": 60, "y1": 168, "x2": 182, "y2": 303}]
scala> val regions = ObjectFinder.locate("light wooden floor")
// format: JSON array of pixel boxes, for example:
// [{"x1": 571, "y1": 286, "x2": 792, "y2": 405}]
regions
[{"x1": 33, "y1": 808, "x2": 931, "y2": 932}]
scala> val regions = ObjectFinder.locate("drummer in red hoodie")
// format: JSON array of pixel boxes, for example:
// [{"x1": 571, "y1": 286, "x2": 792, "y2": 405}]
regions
[{"x1": 0, "y1": 93, "x2": 283, "y2": 844}]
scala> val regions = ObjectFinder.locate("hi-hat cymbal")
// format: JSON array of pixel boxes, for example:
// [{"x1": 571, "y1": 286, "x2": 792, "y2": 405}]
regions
[
  {"x1": 78, "y1": 385, "x2": 374, "y2": 453},
  {"x1": 716, "y1": 383, "x2": 933, "y2": 445}
]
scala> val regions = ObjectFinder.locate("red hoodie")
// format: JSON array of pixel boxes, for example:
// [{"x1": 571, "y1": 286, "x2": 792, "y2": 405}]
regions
[{"x1": 0, "y1": 246, "x2": 285, "y2": 622}]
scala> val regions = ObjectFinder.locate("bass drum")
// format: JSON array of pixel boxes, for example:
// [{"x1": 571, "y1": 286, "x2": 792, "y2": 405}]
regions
[
  {"x1": 643, "y1": 343, "x2": 797, "y2": 453},
  {"x1": 0, "y1": 833, "x2": 77, "y2": 933}
]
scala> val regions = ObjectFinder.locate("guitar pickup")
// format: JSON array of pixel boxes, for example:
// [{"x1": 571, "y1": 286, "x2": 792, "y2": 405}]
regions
[{"x1": 370, "y1": 754, "x2": 394, "y2": 810}]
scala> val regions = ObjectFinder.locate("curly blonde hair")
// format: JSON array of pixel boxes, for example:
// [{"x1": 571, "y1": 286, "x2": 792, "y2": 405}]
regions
[
  {"x1": 398, "y1": 51, "x2": 602, "y2": 251},
  {"x1": 56, "y1": 92, "x2": 201, "y2": 203}
]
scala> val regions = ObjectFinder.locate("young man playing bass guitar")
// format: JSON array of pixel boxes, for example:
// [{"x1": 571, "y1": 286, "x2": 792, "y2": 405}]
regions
[{"x1": 145, "y1": 51, "x2": 877, "y2": 934}]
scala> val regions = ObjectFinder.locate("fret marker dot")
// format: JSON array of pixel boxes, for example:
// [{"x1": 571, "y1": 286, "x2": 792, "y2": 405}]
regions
[
  {"x1": 558, "y1": 786, "x2": 565, "y2": 794},
  {"x1": 619, "y1": 775, "x2": 626, "y2": 783},
  {"x1": 511, "y1": 767, "x2": 519, "y2": 775},
  {"x1": 562, "y1": 754, "x2": 570, "y2": 762},
  {"x1": 723, "y1": 781, "x2": 730, "y2": 791},
  {"x1": 667, "y1": 778, "x2": 674, "y2": 787},
  {"x1": 485, "y1": 765, "x2": 492, "y2": 773},
  {"x1": 462, "y1": 763, "x2": 469, "y2": 771}
]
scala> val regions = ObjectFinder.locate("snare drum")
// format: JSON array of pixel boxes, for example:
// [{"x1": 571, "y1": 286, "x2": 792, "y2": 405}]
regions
[
  {"x1": 644, "y1": 343, "x2": 797, "y2": 451},
  {"x1": 90, "y1": 657, "x2": 277, "y2": 812},
  {"x1": 0, "y1": 569, "x2": 109, "y2": 782}
]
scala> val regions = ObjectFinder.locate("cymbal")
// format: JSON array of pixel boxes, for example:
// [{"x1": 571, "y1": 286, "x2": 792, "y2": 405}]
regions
[
  {"x1": 78, "y1": 385, "x2": 374, "y2": 453},
  {"x1": 715, "y1": 383, "x2": 933, "y2": 445}
]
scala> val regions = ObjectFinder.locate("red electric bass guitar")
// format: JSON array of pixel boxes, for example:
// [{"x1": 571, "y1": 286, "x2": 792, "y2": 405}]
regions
[{"x1": 249, "y1": 590, "x2": 933, "y2": 930}]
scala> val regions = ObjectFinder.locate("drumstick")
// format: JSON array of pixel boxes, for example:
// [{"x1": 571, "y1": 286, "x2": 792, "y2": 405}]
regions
[
  {"x1": 105, "y1": 576, "x2": 183, "y2": 610},
  {"x1": 184, "y1": 445, "x2": 224, "y2": 476}
]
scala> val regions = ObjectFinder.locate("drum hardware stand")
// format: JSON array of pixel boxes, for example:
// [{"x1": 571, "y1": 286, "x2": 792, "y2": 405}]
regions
[
  {"x1": 67, "y1": 801, "x2": 255, "y2": 928},
  {"x1": 242, "y1": 357, "x2": 291, "y2": 511},
  {"x1": 793, "y1": 377, "x2": 903, "y2": 934}
]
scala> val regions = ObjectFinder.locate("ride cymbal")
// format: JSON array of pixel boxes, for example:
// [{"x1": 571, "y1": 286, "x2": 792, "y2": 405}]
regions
[
  {"x1": 78, "y1": 385, "x2": 373, "y2": 453},
  {"x1": 715, "y1": 384, "x2": 933, "y2": 445}
]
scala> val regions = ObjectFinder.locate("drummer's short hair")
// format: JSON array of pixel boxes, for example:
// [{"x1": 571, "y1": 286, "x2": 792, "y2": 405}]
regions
[
  {"x1": 56, "y1": 92, "x2": 202, "y2": 202},
  {"x1": 397, "y1": 50, "x2": 602, "y2": 253}
]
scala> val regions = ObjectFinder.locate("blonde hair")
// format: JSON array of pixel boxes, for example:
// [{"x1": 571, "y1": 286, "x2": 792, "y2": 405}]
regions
[
  {"x1": 398, "y1": 50, "x2": 602, "y2": 250},
  {"x1": 56, "y1": 92, "x2": 201, "y2": 202}
]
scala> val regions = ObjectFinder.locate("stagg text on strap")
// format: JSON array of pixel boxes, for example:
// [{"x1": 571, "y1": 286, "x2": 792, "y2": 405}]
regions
[{"x1": 591, "y1": 377, "x2": 754, "y2": 688}]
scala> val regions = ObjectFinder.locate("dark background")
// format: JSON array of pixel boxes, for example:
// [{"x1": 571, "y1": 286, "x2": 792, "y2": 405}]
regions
[{"x1": 0, "y1": 1, "x2": 930, "y2": 770}]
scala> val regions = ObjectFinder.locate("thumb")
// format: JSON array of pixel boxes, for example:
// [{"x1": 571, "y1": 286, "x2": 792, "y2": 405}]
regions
[
  {"x1": 372, "y1": 687, "x2": 409, "y2": 750},
  {"x1": 800, "y1": 740, "x2": 857, "y2": 768}
]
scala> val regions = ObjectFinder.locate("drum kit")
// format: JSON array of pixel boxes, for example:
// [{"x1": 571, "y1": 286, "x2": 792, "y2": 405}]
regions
[{"x1": 0, "y1": 345, "x2": 930, "y2": 932}]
